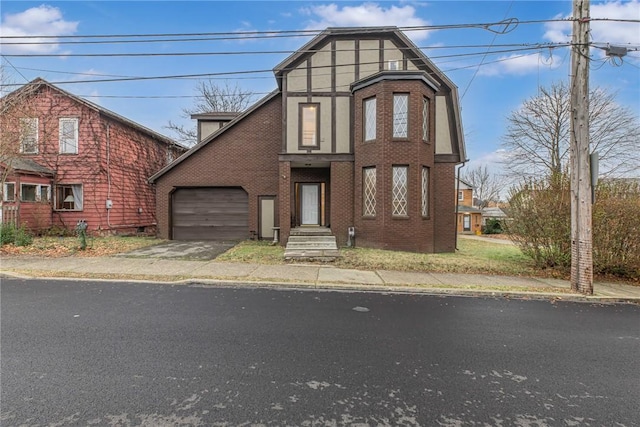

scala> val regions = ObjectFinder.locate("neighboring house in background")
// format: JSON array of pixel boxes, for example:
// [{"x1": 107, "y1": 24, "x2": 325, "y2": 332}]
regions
[
  {"x1": 0, "y1": 78, "x2": 186, "y2": 235},
  {"x1": 456, "y1": 179, "x2": 483, "y2": 234},
  {"x1": 481, "y1": 206, "x2": 509, "y2": 226},
  {"x1": 150, "y1": 27, "x2": 466, "y2": 253}
]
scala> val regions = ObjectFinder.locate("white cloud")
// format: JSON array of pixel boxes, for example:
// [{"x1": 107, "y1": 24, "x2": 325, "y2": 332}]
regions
[
  {"x1": 483, "y1": 1, "x2": 640, "y2": 76},
  {"x1": 478, "y1": 52, "x2": 563, "y2": 77},
  {"x1": 544, "y1": 1, "x2": 640, "y2": 55},
  {"x1": 302, "y1": 3, "x2": 433, "y2": 42},
  {"x1": 0, "y1": 5, "x2": 78, "y2": 54}
]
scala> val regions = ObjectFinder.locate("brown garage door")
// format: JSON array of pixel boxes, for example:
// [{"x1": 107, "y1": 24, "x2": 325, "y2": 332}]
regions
[{"x1": 172, "y1": 187, "x2": 248, "y2": 240}]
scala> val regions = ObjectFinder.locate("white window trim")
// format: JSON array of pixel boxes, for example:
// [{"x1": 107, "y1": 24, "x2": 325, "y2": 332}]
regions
[
  {"x1": 393, "y1": 94, "x2": 409, "y2": 138},
  {"x1": 458, "y1": 191, "x2": 464, "y2": 201},
  {"x1": 3, "y1": 182, "x2": 16, "y2": 202},
  {"x1": 388, "y1": 60, "x2": 400, "y2": 70},
  {"x1": 20, "y1": 183, "x2": 51, "y2": 202},
  {"x1": 421, "y1": 167, "x2": 429, "y2": 217},
  {"x1": 20, "y1": 117, "x2": 38, "y2": 154},
  {"x1": 59, "y1": 118, "x2": 79, "y2": 154},
  {"x1": 392, "y1": 165, "x2": 408, "y2": 216},
  {"x1": 364, "y1": 97, "x2": 376, "y2": 141},
  {"x1": 363, "y1": 167, "x2": 377, "y2": 217},
  {"x1": 422, "y1": 97, "x2": 430, "y2": 142},
  {"x1": 55, "y1": 183, "x2": 84, "y2": 211}
]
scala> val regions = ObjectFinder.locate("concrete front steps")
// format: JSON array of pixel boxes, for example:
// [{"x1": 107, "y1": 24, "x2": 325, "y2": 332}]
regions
[{"x1": 284, "y1": 227, "x2": 341, "y2": 261}]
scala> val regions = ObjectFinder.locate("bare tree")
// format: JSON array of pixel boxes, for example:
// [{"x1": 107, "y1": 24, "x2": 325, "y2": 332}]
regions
[
  {"x1": 461, "y1": 165, "x2": 503, "y2": 208},
  {"x1": 165, "y1": 80, "x2": 255, "y2": 146},
  {"x1": 501, "y1": 81, "x2": 640, "y2": 180},
  {"x1": 0, "y1": 67, "x2": 37, "y2": 203}
]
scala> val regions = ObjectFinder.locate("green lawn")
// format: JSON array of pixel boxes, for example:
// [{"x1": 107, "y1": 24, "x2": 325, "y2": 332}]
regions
[{"x1": 216, "y1": 238, "x2": 549, "y2": 278}]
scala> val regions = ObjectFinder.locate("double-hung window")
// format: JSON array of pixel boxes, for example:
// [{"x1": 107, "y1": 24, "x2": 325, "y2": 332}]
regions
[
  {"x1": 2, "y1": 183, "x2": 16, "y2": 202},
  {"x1": 55, "y1": 184, "x2": 83, "y2": 211},
  {"x1": 392, "y1": 166, "x2": 408, "y2": 216},
  {"x1": 20, "y1": 184, "x2": 50, "y2": 202},
  {"x1": 59, "y1": 118, "x2": 79, "y2": 154},
  {"x1": 393, "y1": 94, "x2": 408, "y2": 138},
  {"x1": 300, "y1": 104, "x2": 320, "y2": 148},
  {"x1": 20, "y1": 118, "x2": 38, "y2": 154},
  {"x1": 364, "y1": 98, "x2": 376, "y2": 141}
]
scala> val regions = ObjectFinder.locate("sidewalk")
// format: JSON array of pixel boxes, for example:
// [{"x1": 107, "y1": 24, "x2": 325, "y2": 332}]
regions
[{"x1": 2, "y1": 255, "x2": 639, "y2": 302}]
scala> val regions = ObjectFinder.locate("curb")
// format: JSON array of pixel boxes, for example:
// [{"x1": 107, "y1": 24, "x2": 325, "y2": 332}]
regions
[{"x1": 2, "y1": 270, "x2": 639, "y2": 305}]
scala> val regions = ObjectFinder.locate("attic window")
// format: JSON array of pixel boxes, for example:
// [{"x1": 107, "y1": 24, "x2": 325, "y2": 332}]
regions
[
  {"x1": 388, "y1": 60, "x2": 400, "y2": 71},
  {"x1": 59, "y1": 118, "x2": 79, "y2": 154},
  {"x1": 20, "y1": 118, "x2": 38, "y2": 154}
]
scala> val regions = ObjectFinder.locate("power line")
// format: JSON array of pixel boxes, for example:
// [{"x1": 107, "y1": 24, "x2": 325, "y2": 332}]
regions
[
  {"x1": 1, "y1": 17, "x2": 635, "y2": 42},
  {"x1": 1, "y1": 44, "x2": 565, "y2": 87},
  {"x1": 1, "y1": 43, "x2": 570, "y2": 58}
]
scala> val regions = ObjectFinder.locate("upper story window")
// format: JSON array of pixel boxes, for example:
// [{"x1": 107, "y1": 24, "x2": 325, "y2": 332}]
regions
[
  {"x1": 20, "y1": 183, "x2": 50, "y2": 202},
  {"x1": 422, "y1": 97, "x2": 430, "y2": 142},
  {"x1": 363, "y1": 167, "x2": 377, "y2": 217},
  {"x1": 59, "y1": 118, "x2": 79, "y2": 154},
  {"x1": 364, "y1": 97, "x2": 376, "y2": 141},
  {"x1": 55, "y1": 184, "x2": 83, "y2": 211},
  {"x1": 19, "y1": 118, "x2": 38, "y2": 154},
  {"x1": 300, "y1": 103, "x2": 320, "y2": 148},
  {"x1": 388, "y1": 60, "x2": 400, "y2": 71},
  {"x1": 2, "y1": 183, "x2": 16, "y2": 202},
  {"x1": 393, "y1": 94, "x2": 408, "y2": 138},
  {"x1": 458, "y1": 190, "x2": 464, "y2": 201},
  {"x1": 392, "y1": 165, "x2": 408, "y2": 216}
]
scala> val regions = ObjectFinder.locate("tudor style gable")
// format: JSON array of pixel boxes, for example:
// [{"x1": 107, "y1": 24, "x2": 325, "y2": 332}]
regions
[{"x1": 273, "y1": 27, "x2": 465, "y2": 162}]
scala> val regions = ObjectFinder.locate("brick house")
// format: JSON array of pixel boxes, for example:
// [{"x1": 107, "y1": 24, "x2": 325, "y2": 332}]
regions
[
  {"x1": 456, "y1": 178, "x2": 483, "y2": 234},
  {"x1": 0, "y1": 78, "x2": 185, "y2": 235},
  {"x1": 150, "y1": 27, "x2": 466, "y2": 253}
]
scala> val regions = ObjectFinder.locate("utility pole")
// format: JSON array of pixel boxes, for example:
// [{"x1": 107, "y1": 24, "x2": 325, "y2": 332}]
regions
[{"x1": 570, "y1": 0, "x2": 593, "y2": 295}]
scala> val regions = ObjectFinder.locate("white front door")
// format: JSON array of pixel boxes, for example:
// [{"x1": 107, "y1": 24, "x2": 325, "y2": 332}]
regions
[{"x1": 301, "y1": 184, "x2": 319, "y2": 225}]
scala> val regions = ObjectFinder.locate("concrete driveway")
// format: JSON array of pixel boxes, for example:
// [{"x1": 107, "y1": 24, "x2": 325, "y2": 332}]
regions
[{"x1": 116, "y1": 240, "x2": 239, "y2": 260}]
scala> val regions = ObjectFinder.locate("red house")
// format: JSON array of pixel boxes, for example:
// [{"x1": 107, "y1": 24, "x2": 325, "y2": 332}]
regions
[
  {"x1": 0, "y1": 78, "x2": 186, "y2": 235},
  {"x1": 150, "y1": 27, "x2": 466, "y2": 253}
]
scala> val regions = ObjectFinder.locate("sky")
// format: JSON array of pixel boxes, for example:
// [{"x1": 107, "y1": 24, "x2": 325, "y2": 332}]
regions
[{"x1": 1, "y1": 0, "x2": 639, "y2": 181}]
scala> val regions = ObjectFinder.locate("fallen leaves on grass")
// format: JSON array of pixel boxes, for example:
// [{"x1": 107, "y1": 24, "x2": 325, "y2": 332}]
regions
[{"x1": 0, "y1": 236, "x2": 163, "y2": 258}]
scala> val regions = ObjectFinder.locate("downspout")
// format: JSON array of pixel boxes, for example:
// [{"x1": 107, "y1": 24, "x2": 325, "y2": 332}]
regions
[{"x1": 454, "y1": 159, "x2": 468, "y2": 251}]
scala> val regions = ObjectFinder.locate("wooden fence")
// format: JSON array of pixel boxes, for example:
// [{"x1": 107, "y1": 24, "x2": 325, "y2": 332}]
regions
[{"x1": 1, "y1": 205, "x2": 18, "y2": 226}]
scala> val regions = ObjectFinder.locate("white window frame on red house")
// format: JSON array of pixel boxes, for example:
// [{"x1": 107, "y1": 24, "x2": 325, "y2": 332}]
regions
[
  {"x1": 19, "y1": 118, "x2": 38, "y2": 154},
  {"x1": 55, "y1": 184, "x2": 84, "y2": 211},
  {"x1": 59, "y1": 118, "x2": 79, "y2": 154},
  {"x1": 2, "y1": 182, "x2": 16, "y2": 202},
  {"x1": 20, "y1": 183, "x2": 50, "y2": 202}
]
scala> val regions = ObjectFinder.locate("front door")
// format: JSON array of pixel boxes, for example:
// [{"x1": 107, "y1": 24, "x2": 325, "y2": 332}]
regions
[
  {"x1": 463, "y1": 215, "x2": 471, "y2": 232},
  {"x1": 300, "y1": 184, "x2": 320, "y2": 225}
]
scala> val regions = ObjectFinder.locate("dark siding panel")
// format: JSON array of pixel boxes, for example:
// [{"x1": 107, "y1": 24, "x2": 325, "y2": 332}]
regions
[{"x1": 172, "y1": 187, "x2": 248, "y2": 240}]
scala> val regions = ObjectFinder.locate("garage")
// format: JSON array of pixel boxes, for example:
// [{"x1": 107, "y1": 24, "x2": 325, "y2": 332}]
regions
[{"x1": 171, "y1": 187, "x2": 249, "y2": 240}]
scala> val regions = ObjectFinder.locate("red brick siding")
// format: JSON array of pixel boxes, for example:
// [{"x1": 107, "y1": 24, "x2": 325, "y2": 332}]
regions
[
  {"x1": 433, "y1": 163, "x2": 456, "y2": 252},
  {"x1": 352, "y1": 79, "x2": 452, "y2": 252},
  {"x1": 330, "y1": 162, "x2": 354, "y2": 247},
  {"x1": 155, "y1": 95, "x2": 282, "y2": 239}
]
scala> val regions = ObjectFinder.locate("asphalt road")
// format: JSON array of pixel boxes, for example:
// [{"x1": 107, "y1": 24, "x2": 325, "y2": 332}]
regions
[{"x1": 2, "y1": 278, "x2": 639, "y2": 426}]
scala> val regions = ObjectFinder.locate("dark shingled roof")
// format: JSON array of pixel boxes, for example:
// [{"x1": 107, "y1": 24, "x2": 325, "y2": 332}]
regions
[{"x1": 5, "y1": 157, "x2": 55, "y2": 176}]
